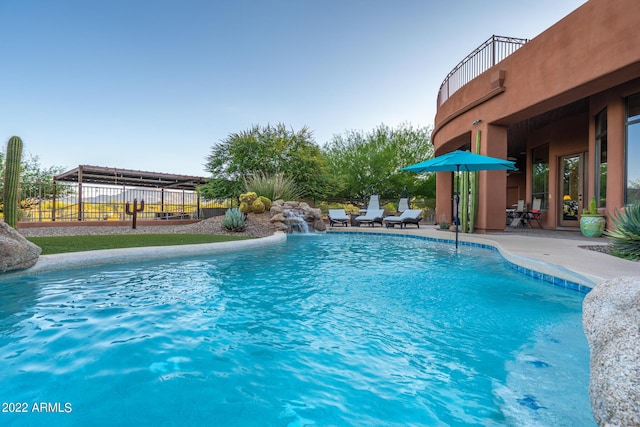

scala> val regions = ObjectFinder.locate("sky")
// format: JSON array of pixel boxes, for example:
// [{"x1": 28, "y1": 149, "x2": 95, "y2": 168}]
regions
[{"x1": 1, "y1": 0, "x2": 587, "y2": 177}]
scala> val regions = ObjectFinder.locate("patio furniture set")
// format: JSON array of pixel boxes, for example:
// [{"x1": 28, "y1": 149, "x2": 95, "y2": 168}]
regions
[{"x1": 328, "y1": 193, "x2": 423, "y2": 229}]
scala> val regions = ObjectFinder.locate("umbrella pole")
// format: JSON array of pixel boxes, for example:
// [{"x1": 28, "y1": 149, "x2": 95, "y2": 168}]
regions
[{"x1": 455, "y1": 166, "x2": 460, "y2": 249}]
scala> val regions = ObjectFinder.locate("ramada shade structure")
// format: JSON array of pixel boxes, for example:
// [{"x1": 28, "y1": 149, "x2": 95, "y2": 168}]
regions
[
  {"x1": 52, "y1": 165, "x2": 209, "y2": 222},
  {"x1": 54, "y1": 165, "x2": 208, "y2": 190}
]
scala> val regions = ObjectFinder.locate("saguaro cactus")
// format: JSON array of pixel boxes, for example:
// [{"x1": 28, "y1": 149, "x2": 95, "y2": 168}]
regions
[
  {"x1": 469, "y1": 130, "x2": 481, "y2": 233},
  {"x1": 460, "y1": 170, "x2": 469, "y2": 233},
  {"x1": 125, "y1": 198, "x2": 145, "y2": 229},
  {"x1": 3, "y1": 136, "x2": 23, "y2": 228}
]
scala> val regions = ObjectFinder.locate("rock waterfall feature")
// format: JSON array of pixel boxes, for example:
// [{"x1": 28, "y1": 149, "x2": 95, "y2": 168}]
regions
[{"x1": 268, "y1": 200, "x2": 326, "y2": 233}]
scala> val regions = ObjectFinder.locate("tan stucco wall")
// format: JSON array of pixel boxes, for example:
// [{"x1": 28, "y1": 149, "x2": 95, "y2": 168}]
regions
[{"x1": 432, "y1": 0, "x2": 640, "y2": 230}]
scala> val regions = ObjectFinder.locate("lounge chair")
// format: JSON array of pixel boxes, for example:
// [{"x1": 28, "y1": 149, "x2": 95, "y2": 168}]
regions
[
  {"x1": 397, "y1": 197, "x2": 410, "y2": 213},
  {"x1": 358, "y1": 194, "x2": 381, "y2": 216},
  {"x1": 383, "y1": 209, "x2": 423, "y2": 229},
  {"x1": 366, "y1": 194, "x2": 380, "y2": 210},
  {"x1": 397, "y1": 186, "x2": 410, "y2": 213},
  {"x1": 328, "y1": 209, "x2": 350, "y2": 227},
  {"x1": 355, "y1": 209, "x2": 385, "y2": 227}
]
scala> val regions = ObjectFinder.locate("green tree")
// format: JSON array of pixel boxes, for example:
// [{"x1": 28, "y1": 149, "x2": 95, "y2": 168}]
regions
[
  {"x1": 323, "y1": 123, "x2": 435, "y2": 200},
  {"x1": 0, "y1": 151, "x2": 65, "y2": 202},
  {"x1": 201, "y1": 123, "x2": 332, "y2": 200}
]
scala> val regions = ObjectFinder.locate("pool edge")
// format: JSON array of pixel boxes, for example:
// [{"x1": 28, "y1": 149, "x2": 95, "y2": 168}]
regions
[
  {"x1": 5, "y1": 232, "x2": 288, "y2": 277},
  {"x1": 328, "y1": 229, "x2": 595, "y2": 293}
]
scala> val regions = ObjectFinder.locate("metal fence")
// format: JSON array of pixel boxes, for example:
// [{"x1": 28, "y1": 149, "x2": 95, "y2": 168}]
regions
[
  {"x1": 14, "y1": 181, "x2": 232, "y2": 222},
  {"x1": 8, "y1": 181, "x2": 438, "y2": 224},
  {"x1": 438, "y1": 35, "x2": 529, "y2": 106}
]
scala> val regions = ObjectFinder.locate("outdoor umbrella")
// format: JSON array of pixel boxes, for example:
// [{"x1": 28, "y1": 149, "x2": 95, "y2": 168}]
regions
[{"x1": 402, "y1": 150, "x2": 517, "y2": 248}]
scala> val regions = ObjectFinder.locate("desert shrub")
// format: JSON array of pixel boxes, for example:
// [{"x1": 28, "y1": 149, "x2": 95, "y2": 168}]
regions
[
  {"x1": 382, "y1": 202, "x2": 396, "y2": 214},
  {"x1": 222, "y1": 208, "x2": 246, "y2": 232},
  {"x1": 605, "y1": 204, "x2": 640, "y2": 260},
  {"x1": 244, "y1": 172, "x2": 303, "y2": 201},
  {"x1": 316, "y1": 201, "x2": 360, "y2": 215}
]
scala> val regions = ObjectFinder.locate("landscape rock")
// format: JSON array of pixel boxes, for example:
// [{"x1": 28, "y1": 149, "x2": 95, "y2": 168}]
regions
[
  {"x1": 269, "y1": 205, "x2": 283, "y2": 216},
  {"x1": 583, "y1": 276, "x2": 640, "y2": 426},
  {"x1": 274, "y1": 222, "x2": 289, "y2": 232},
  {"x1": 270, "y1": 213, "x2": 285, "y2": 223},
  {"x1": 307, "y1": 208, "x2": 322, "y2": 220},
  {"x1": 268, "y1": 201, "x2": 325, "y2": 233},
  {"x1": 0, "y1": 221, "x2": 42, "y2": 273},
  {"x1": 313, "y1": 218, "x2": 327, "y2": 232}
]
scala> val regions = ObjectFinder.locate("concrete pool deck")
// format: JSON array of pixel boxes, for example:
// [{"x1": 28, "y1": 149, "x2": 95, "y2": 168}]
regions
[{"x1": 7, "y1": 226, "x2": 638, "y2": 289}]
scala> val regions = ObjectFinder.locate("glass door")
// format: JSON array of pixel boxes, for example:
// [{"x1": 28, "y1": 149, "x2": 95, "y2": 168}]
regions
[{"x1": 559, "y1": 153, "x2": 586, "y2": 227}]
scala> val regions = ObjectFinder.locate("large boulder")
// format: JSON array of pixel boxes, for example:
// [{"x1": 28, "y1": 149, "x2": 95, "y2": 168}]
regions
[
  {"x1": 583, "y1": 276, "x2": 640, "y2": 426},
  {"x1": 0, "y1": 221, "x2": 41, "y2": 273},
  {"x1": 313, "y1": 218, "x2": 327, "y2": 232}
]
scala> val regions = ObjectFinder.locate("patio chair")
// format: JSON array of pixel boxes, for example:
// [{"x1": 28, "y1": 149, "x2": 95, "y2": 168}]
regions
[
  {"x1": 509, "y1": 200, "x2": 527, "y2": 227},
  {"x1": 328, "y1": 209, "x2": 350, "y2": 227},
  {"x1": 527, "y1": 198, "x2": 543, "y2": 228},
  {"x1": 383, "y1": 209, "x2": 423, "y2": 229},
  {"x1": 355, "y1": 209, "x2": 385, "y2": 227}
]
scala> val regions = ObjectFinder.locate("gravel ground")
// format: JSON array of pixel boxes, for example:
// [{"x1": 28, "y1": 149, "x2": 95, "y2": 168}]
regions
[
  {"x1": 579, "y1": 244, "x2": 613, "y2": 255},
  {"x1": 19, "y1": 214, "x2": 279, "y2": 238}
]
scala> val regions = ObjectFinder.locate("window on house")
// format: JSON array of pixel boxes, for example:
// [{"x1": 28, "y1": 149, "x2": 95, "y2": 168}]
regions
[
  {"x1": 532, "y1": 144, "x2": 549, "y2": 210},
  {"x1": 595, "y1": 109, "x2": 607, "y2": 207},
  {"x1": 626, "y1": 94, "x2": 640, "y2": 205}
]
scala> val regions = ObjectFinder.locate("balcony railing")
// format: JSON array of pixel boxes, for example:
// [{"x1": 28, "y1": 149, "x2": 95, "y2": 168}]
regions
[{"x1": 438, "y1": 35, "x2": 529, "y2": 106}]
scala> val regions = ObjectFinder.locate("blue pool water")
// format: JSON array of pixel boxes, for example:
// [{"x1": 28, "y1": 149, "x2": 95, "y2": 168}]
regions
[{"x1": 0, "y1": 233, "x2": 593, "y2": 426}]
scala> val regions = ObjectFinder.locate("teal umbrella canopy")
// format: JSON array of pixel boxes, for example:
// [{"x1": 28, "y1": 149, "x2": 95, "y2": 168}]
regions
[
  {"x1": 402, "y1": 150, "x2": 517, "y2": 249},
  {"x1": 402, "y1": 150, "x2": 517, "y2": 173}
]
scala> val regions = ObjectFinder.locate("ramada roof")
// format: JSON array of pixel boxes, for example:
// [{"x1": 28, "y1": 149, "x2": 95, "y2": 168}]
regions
[{"x1": 54, "y1": 165, "x2": 208, "y2": 191}]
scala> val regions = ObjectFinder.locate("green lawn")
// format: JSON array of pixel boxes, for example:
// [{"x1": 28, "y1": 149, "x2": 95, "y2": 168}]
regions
[{"x1": 27, "y1": 234, "x2": 254, "y2": 255}]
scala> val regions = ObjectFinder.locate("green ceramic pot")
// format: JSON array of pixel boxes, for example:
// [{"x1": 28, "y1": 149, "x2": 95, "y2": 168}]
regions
[{"x1": 580, "y1": 215, "x2": 606, "y2": 237}]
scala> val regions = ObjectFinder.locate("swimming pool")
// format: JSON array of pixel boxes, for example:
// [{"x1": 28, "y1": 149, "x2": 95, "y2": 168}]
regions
[{"x1": 0, "y1": 233, "x2": 593, "y2": 426}]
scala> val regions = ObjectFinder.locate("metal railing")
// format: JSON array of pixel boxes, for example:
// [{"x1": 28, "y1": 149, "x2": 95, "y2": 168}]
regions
[
  {"x1": 438, "y1": 35, "x2": 529, "y2": 106},
  {"x1": 11, "y1": 181, "x2": 232, "y2": 223}
]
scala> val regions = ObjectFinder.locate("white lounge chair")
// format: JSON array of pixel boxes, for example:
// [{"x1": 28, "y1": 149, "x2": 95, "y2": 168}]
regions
[
  {"x1": 355, "y1": 209, "x2": 385, "y2": 227},
  {"x1": 397, "y1": 187, "x2": 410, "y2": 213},
  {"x1": 383, "y1": 209, "x2": 423, "y2": 229},
  {"x1": 328, "y1": 209, "x2": 350, "y2": 227},
  {"x1": 397, "y1": 197, "x2": 410, "y2": 213},
  {"x1": 360, "y1": 194, "x2": 381, "y2": 215},
  {"x1": 367, "y1": 194, "x2": 380, "y2": 211}
]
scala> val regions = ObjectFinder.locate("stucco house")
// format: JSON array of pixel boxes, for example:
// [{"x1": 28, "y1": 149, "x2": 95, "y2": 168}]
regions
[{"x1": 432, "y1": 0, "x2": 640, "y2": 232}]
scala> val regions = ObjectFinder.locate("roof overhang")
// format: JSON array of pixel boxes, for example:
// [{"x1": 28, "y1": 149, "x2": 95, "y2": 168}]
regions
[{"x1": 54, "y1": 165, "x2": 208, "y2": 191}]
